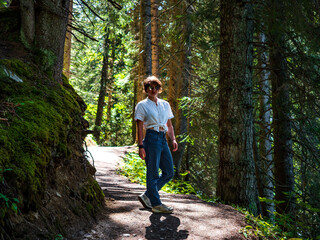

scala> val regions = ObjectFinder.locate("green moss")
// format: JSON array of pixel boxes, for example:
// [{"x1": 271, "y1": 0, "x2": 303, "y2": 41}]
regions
[
  {"x1": 86, "y1": 203, "x2": 94, "y2": 215},
  {"x1": 0, "y1": 59, "x2": 92, "y2": 216},
  {"x1": 0, "y1": 59, "x2": 105, "y2": 239},
  {"x1": 81, "y1": 177, "x2": 105, "y2": 214}
]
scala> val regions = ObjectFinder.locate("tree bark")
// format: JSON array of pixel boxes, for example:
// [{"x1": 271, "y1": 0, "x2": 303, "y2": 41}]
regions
[
  {"x1": 63, "y1": 0, "x2": 73, "y2": 79},
  {"x1": 34, "y1": 0, "x2": 70, "y2": 84},
  {"x1": 217, "y1": 0, "x2": 259, "y2": 215},
  {"x1": 138, "y1": 0, "x2": 146, "y2": 102},
  {"x1": 145, "y1": 0, "x2": 152, "y2": 76},
  {"x1": 131, "y1": 5, "x2": 140, "y2": 143},
  {"x1": 20, "y1": 0, "x2": 35, "y2": 47},
  {"x1": 151, "y1": 0, "x2": 159, "y2": 77},
  {"x1": 268, "y1": 0, "x2": 295, "y2": 215},
  {"x1": 257, "y1": 31, "x2": 274, "y2": 219},
  {"x1": 172, "y1": 0, "x2": 192, "y2": 178},
  {"x1": 105, "y1": 38, "x2": 116, "y2": 143},
  {"x1": 19, "y1": 0, "x2": 70, "y2": 83},
  {"x1": 94, "y1": 31, "x2": 110, "y2": 143}
]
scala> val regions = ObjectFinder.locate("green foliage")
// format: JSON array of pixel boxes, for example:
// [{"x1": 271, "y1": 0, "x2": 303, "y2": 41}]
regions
[
  {"x1": 238, "y1": 207, "x2": 294, "y2": 239},
  {"x1": 55, "y1": 234, "x2": 64, "y2": 240},
  {"x1": 118, "y1": 152, "x2": 146, "y2": 184},
  {"x1": 0, "y1": 0, "x2": 8, "y2": 8},
  {"x1": 99, "y1": 76, "x2": 134, "y2": 146},
  {"x1": 70, "y1": 0, "x2": 137, "y2": 146}
]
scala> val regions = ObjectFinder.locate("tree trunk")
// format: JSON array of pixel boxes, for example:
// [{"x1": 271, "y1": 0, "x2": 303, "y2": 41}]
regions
[
  {"x1": 94, "y1": 31, "x2": 110, "y2": 143},
  {"x1": 138, "y1": 0, "x2": 146, "y2": 101},
  {"x1": 19, "y1": 0, "x2": 70, "y2": 83},
  {"x1": 105, "y1": 38, "x2": 116, "y2": 143},
  {"x1": 151, "y1": 0, "x2": 159, "y2": 77},
  {"x1": 268, "y1": 1, "x2": 295, "y2": 214},
  {"x1": 167, "y1": 0, "x2": 182, "y2": 134},
  {"x1": 131, "y1": 5, "x2": 140, "y2": 144},
  {"x1": 172, "y1": 0, "x2": 192, "y2": 178},
  {"x1": 34, "y1": 0, "x2": 70, "y2": 84},
  {"x1": 63, "y1": 0, "x2": 73, "y2": 79},
  {"x1": 257, "y1": 31, "x2": 274, "y2": 219},
  {"x1": 217, "y1": 0, "x2": 259, "y2": 215},
  {"x1": 145, "y1": 0, "x2": 152, "y2": 76},
  {"x1": 20, "y1": 0, "x2": 35, "y2": 47}
]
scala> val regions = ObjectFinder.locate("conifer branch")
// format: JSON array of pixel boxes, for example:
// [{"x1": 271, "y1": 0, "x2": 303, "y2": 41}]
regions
[
  {"x1": 68, "y1": 30, "x2": 88, "y2": 47},
  {"x1": 68, "y1": 24, "x2": 99, "y2": 42},
  {"x1": 80, "y1": 0, "x2": 105, "y2": 21}
]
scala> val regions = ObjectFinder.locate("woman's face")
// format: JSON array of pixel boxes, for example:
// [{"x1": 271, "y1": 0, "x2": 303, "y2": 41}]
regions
[{"x1": 147, "y1": 83, "x2": 160, "y2": 98}]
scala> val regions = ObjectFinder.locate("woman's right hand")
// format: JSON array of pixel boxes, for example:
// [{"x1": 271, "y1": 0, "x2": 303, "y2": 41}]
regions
[{"x1": 139, "y1": 148, "x2": 146, "y2": 160}]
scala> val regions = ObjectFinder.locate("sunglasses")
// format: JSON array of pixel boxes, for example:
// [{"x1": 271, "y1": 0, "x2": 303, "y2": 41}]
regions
[{"x1": 148, "y1": 86, "x2": 161, "y2": 91}]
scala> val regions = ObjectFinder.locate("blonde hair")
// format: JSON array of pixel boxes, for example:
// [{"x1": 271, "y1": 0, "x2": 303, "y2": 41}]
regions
[{"x1": 143, "y1": 76, "x2": 162, "y2": 93}]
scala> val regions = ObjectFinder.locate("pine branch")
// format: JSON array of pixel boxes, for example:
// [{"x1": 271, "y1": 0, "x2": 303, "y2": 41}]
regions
[
  {"x1": 69, "y1": 30, "x2": 89, "y2": 48},
  {"x1": 107, "y1": 0, "x2": 122, "y2": 10},
  {"x1": 68, "y1": 23, "x2": 98, "y2": 42},
  {"x1": 75, "y1": 0, "x2": 95, "y2": 28},
  {"x1": 80, "y1": 0, "x2": 105, "y2": 21}
]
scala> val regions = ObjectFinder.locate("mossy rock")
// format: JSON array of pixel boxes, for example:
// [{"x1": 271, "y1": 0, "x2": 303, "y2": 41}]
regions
[{"x1": 0, "y1": 59, "x2": 104, "y2": 238}]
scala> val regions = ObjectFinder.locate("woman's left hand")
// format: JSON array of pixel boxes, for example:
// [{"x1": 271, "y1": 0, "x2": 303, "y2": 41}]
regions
[{"x1": 172, "y1": 139, "x2": 178, "y2": 152}]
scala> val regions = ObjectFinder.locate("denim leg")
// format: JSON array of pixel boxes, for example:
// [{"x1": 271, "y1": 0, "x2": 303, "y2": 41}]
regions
[
  {"x1": 157, "y1": 141, "x2": 174, "y2": 191},
  {"x1": 144, "y1": 133, "x2": 162, "y2": 206}
]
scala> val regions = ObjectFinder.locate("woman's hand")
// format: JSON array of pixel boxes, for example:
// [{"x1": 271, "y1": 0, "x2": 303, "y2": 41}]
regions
[
  {"x1": 167, "y1": 119, "x2": 178, "y2": 152},
  {"x1": 139, "y1": 147, "x2": 146, "y2": 160},
  {"x1": 172, "y1": 139, "x2": 178, "y2": 152}
]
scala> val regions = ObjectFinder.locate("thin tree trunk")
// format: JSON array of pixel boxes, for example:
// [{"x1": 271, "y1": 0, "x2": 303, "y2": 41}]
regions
[
  {"x1": 131, "y1": 5, "x2": 140, "y2": 144},
  {"x1": 270, "y1": 42, "x2": 295, "y2": 215},
  {"x1": 268, "y1": 0, "x2": 295, "y2": 214},
  {"x1": 94, "y1": 31, "x2": 110, "y2": 143},
  {"x1": 138, "y1": 0, "x2": 146, "y2": 101},
  {"x1": 63, "y1": 0, "x2": 73, "y2": 79},
  {"x1": 151, "y1": 0, "x2": 159, "y2": 77},
  {"x1": 145, "y1": 0, "x2": 152, "y2": 76},
  {"x1": 168, "y1": 36, "x2": 178, "y2": 138},
  {"x1": 168, "y1": 0, "x2": 182, "y2": 175},
  {"x1": 257, "y1": 31, "x2": 274, "y2": 219},
  {"x1": 172, "y1": 0, "x2": 192, "y2": 177},
  {"x1": 105, "y1": 38, "x2": 116, "y2": 143},
  {"x1": 132, "y1": 68, "x2": 138, "y2": 143},
  {"x1": 217, "y1": 0, "x2": 259, "y2": 215}
]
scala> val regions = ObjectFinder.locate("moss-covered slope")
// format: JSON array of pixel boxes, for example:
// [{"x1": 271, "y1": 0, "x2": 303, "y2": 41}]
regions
[{"x1": 0, "y1": 59, "x2": 104, "y2": 239}]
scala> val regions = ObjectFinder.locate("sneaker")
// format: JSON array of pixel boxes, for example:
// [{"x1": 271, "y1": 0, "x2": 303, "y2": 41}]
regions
[
  {"x1": 138, "y1": 193, "x2": 152, "y2": 209},
  {"x1": 152, "y1": 204, "x2": 173, "y2": 214}
]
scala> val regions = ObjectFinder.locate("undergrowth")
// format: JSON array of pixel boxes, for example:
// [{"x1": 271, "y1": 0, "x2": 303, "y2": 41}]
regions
[{"x1": 119, "y1": 150, "x2": 306, "y2": 240}]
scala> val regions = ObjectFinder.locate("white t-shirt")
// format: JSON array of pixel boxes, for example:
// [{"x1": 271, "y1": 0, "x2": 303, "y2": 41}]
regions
[{"x1": 134, "y1": 97, "x2": 174, "y2": 132}]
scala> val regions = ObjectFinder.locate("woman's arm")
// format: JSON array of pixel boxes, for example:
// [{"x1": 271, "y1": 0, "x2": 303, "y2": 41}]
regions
[
  {"x1": 137, "y1": 120, "x2": 146, "y2": 160},
  {"x1": 167, "y1": 119, "x2": 178, "y2": 152}
]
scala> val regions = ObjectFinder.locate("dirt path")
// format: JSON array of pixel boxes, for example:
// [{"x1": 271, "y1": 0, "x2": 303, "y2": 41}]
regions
[{"x1": 72, "y1": 146, "x2": 249, "y2": 240}]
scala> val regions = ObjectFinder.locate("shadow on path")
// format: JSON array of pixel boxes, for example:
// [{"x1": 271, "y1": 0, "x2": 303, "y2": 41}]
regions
[{"x1": 145, "y1": 213, "x2": 189, "y2": 240}]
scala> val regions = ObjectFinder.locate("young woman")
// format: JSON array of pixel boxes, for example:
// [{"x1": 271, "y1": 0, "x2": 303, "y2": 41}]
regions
[{"x1": 134, "y1": 76, "x2": 178, "y2": 214}]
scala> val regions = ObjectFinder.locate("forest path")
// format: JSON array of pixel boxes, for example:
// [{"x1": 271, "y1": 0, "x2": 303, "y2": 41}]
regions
[{"x1": 73, "y1": 146, "x2": 248, "y2": 240}]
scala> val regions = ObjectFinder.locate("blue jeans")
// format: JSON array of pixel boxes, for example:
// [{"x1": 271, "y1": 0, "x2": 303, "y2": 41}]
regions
[{"x1": 143, "y1": 129, "x2": 174, "y2": 206}]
